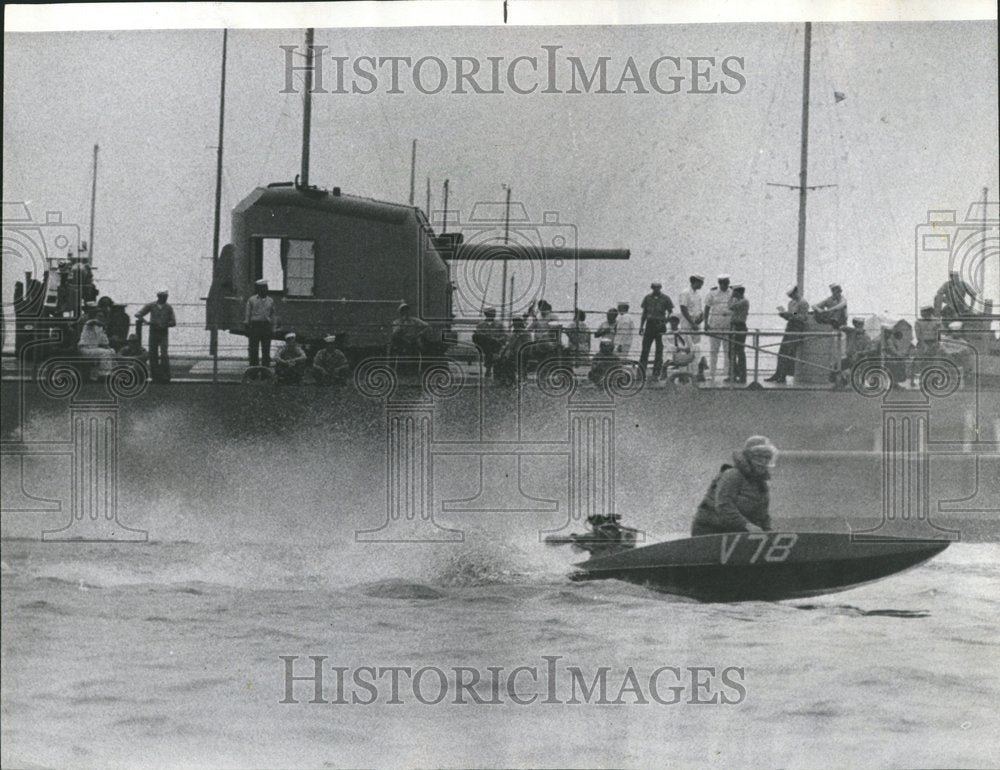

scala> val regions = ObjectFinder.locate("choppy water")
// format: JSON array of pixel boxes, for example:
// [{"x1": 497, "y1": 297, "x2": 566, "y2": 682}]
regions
[
  {"x1": 2, "y1": 535, "x2": 999, "y2": 769},
  {"x1": 2, "y1": 385, "x2": 999, "y2": 767}
]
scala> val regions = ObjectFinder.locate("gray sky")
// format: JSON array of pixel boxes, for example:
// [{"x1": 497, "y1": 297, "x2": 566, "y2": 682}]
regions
[{"x1": 4, "y1": 21, "x2": 998, "y2": 326}]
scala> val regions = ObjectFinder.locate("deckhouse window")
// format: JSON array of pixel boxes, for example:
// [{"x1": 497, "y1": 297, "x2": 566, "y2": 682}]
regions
[
  {"x1": 253, "y1": 237, "x2": 315, "y2": 297},
  {"x1": 258, "y1": 238, "x2": 285, "y2": 291},
  {"x1": 284, "y1": 239, "x2": 315, "y2": 297}
]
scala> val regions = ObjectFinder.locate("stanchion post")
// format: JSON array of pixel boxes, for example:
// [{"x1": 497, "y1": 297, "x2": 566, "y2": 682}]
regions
[{"x1": 752, "y1": 329, "x2": 761, "y2": 384}]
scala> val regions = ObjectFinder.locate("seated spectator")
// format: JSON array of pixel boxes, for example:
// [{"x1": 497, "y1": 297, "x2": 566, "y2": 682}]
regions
[
  {"x1": 118, "y1": 333, "x2": 148, "y2": 366},
  {"x1": 275, "y1": 332, "x2": 308, "y2": 384},
  {"x1": 529, "y1": 299, "x2": 563, "y2": 360},
  {"x1": 835, "y1": 317, "x2": 873, "y2": 388},
  {"x1": 934, "y1": 270, "x2": 977, "y2": 320},
  {"x1": 594, "y1": 308, "x2": 619, "y2": 350},
  {"x1": 312, "y1": 334, "x2": 349, "y2": 385},
  {"x1": 495, "y1": 317, "x2": 531, "y2": 386},
  {"x1": 471, "y1": 308, "x2": 506, "y2": 378},
  {"x1": 914, "y1": 305, "x2": 944, "y2": 357},
  {"x1": 77, "y1": 316, "x2": 115, "y2": 381},
  {"x1": 814, "y1": 283, "x2": 848, "y2": 328},
  {"x1": 108, "y1": 304, "x2": 132, "y2": 350},
  {"x1": 588, "y1": 339, "x2": 620, "y2": 388},
  {"x1": 662, "y1": 314, "x2": 695, "y2": 384},
  {"x1": 565, "y1": 309, "x2": 591, "y2": 364},
  {"x1": 878, "y1": 319, "x2": 914, "y2": 389}
]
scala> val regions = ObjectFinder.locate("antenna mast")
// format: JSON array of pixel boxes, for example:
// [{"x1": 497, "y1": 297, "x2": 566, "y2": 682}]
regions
[
  {"x1": 795, "y1": 21, "x2": 812, "y2": 296},
  {"x1": 300, "y1": 28, "x2": 315, "y2": 187},
  {"x1": 442, "y1": 179, "x2": 449, "y2": 234}
]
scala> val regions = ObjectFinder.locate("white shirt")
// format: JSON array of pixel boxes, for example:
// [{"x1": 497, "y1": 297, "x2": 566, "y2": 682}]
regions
[
  {"x1": 78, "y1": 321, "x2": 109, "y2": 348},
  {"x1": 616, "y1": 314, "x2": 636, "y2": 354},
  {"x1": 678, "y1": 288, "x2": 704, "y2": 328},
  {"x1": 705, "y1": 288, "x2": 733, "y2": 330}
]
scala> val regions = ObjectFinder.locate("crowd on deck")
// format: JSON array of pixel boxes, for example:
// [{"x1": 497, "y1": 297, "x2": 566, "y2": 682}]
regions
[
  {"x1": 17, "y1": 262, "x2": 993, "y2": 390},
  {"x1": 73, "y1": 289, "x2": 174, "y2": 383},
  {"x1": 460, "y1": 269, "x2": 997, "y2": 390}
]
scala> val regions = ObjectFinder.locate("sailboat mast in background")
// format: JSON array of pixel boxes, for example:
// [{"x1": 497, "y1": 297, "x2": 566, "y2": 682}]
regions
[
  {"x1": 87, "y1": 143, "x2": 98, "y2": 265},
  {"x1": 409, "y1": 139, "x2": 417, "y2": 205}
]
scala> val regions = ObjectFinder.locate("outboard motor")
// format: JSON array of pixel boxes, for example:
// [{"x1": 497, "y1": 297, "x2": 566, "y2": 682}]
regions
[{"x1": 545, "y1": 513, "x2": 638, "y2": 557}]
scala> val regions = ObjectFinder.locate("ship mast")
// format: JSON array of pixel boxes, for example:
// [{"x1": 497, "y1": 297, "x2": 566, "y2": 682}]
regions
[
  {"x1": 300, "y1": 28, "x2": 315, "y2": 187},
  {"x1": 209, "y1": 28, "x2": 228, "y2": 360},
  {"x1": 795, "y1": 21, "x2": 812, "y2": 296},
  {"x1": 766, "y1": 23, "x2": 830, "y2": 296}
]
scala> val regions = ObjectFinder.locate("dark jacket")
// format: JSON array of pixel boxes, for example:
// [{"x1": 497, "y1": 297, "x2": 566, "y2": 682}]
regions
[{"x1": 691, "y1": 453, "x2": 771, "y2": 536}]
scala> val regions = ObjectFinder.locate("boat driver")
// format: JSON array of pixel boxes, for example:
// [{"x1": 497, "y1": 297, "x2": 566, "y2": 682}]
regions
[{"x1": 691, "y1": 436, "x2": 776, "y2": 536}]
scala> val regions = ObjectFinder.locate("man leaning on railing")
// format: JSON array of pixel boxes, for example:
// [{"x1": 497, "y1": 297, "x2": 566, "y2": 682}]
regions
[{"x1": 765, "y1": 285, "x2": 809, "y2": 385}]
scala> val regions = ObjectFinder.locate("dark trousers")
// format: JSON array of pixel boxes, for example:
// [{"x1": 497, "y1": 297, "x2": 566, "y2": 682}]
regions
[
  {"x1": 275, "y1": 361, "x2": 304, "y2": 384},
  {"x1": 639, "y1": 319, "x2": 666, "y2": 377},
  {"x1": 730, "y1": 322, "x2": 747, "y2": 382},
  {"x1": 248, "y1": 321, "x2": 272, "y2": 367},
  {"x1": 148, "y1": 326, "x2": 171, "y2": 382},
  {"x1": 775, "y1": 319, "x2": 805, "y2": 378}
]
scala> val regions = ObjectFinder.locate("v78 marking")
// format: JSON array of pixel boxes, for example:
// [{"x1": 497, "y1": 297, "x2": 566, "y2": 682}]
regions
[{"x1": 720, "y1": 533, "x2": 799, "y2": 564}]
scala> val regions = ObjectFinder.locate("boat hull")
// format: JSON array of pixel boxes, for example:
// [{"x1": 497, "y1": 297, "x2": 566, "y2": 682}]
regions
[{"x1": 570, "y1": 531, "x2": 950, "y2": 602}]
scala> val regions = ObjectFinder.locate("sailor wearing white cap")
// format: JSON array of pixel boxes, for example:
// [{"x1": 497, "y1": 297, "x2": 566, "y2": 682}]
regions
[
  {"x1": 767, "y1": 285, "x2": 810, "y2": 383},
  {"x1": 313, "y1": 333, "x2": 349, "y2": 385},
  {"x1": 275, "y1": 330, "x2": 308, "y2": 384},
  {"x1": 245, "y1": 278, "x2": 277, "y2": 367},
  {"x1": 813, "y1": 283, "x2": 849, "y2": 374},
  {"x1": 704, "y1": 274, "x2": 733, "y2": 383},
  {"x1": 135, "y1": 287, "x2": 177, "y2": 382},
  {"x1": 679, "y1": 274, "x2": 706, "y2": 379},
  {"x1": 815, "y1": 282, "x2": 848, "y2": 329}
]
